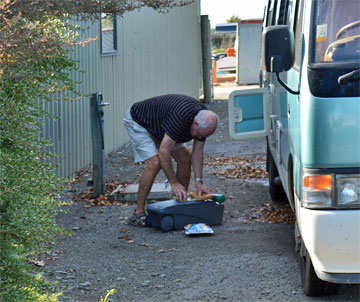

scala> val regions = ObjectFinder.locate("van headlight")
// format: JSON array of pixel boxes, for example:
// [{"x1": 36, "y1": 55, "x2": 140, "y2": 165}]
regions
[
  {"x1": 337, "y1": 175, "x2": 360, "y2": 206},
  {"x1": 301, "y1": 173, "x2": 360, "y2": 209}
]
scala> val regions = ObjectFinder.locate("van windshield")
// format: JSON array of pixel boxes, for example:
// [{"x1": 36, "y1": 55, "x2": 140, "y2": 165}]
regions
[{"x1": 312, "y1": 0, "x2": 360, "y2": 64}]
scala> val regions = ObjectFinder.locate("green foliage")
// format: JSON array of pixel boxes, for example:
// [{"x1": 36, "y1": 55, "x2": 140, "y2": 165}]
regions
[
  {"x1": 0, "y1": 1, "x2": 194, "y2": 301},
  {"x1": 0, "y1": 93, "x2": 65, "y2": 301},
  {"x1": 0, "y1": 12, "x2": 75, "y2": 302},
  {"x1": 227, "y1": 15, "x2": 241, "y2": 23},
  {"x1": 211, "y1": 32, "x2": 236, "y2": 50},
  {"x1": 212, "y1": 48, "x2": 225, "y2": 54},
  {"x1": 100, "y1": 289, "x2": 117, "y2": 302}
]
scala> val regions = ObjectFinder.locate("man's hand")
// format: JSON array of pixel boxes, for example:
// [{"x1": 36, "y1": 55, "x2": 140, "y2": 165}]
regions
[
  {"x1": 158, "y1": 134, "x2": 190, "y2": 202},
  {"x1": 196, "y1": 181, "x2": 211, "y2": 197},
  {"x1": 171, "y1": 182, "x2": 187, "y2": 202}
]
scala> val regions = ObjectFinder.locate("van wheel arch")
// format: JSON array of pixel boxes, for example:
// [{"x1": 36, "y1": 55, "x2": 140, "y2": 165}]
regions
[
  {"x1": 287, "y1": 155, "x2": 295, "y2": 211},
  {"x1": 290, "y1": 156, "x2": 340, "y2": 296},
  {"x1": 266, "y1": 142, "x2": 286, "y2": 201},
  {"x1": 300, "y1": 237, "x2": 341, "y2": 296}
]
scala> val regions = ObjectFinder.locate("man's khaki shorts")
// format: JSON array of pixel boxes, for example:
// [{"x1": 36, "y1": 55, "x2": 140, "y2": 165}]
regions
[{"x1": 123, "y1": 109, "x2": 187, "y2": 163}]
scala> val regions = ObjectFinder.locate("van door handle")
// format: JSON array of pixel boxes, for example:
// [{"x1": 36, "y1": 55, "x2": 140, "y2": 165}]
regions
[
  {"x1": 234, "y1": 108, "x2": 243, "y2": 122},
  {"x1": 287, "y1": 103, "x2": 290, "y2": 116}
]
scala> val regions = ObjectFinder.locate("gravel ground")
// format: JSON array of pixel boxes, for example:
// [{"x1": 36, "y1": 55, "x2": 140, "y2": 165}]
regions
[{"x1": 43, "y1": 99, "x2": 360, "y2": 302}]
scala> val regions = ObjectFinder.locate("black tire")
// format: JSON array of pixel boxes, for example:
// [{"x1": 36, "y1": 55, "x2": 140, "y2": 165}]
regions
[
  {"x1": 160, "y1": 215, "x2": 174, "y2": 232},
  {"x1": 267, "y1": 144, "x2": 286, "y2": 201},
  {"x1": 300, "y1": 239, "x2": 340, "y2": 296}
]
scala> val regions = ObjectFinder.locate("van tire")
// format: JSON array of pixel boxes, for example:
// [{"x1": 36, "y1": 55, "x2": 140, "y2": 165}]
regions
[
  {"x1": 267, "y1": 144, "x2": 286, "y2": 201},
  {"x1": 300, "y1": 239, "x2": 340, "y2": 296}
]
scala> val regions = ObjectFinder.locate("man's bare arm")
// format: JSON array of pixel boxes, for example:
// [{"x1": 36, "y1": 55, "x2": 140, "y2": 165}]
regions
[
  {"x1": 158, "y1": 134, "x2": 187, "y2": 201},
  {"x1": 192, "y1": 139, "x2": 211, "y2": 196}
]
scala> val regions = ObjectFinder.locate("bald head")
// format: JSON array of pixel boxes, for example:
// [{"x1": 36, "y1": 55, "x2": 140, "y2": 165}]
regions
[{"x1": 193, "y1": 110, "x2": 219, "y2": 137}]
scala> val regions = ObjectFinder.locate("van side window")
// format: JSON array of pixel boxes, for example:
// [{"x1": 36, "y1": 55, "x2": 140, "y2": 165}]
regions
[
  {"x1": 293, "y1": 1, "x2": 304, "y2": 68},
  {"x1": 285, "y1": 1, "x2": 295, "y2": 28},
  {"x1": 277, "y1": 0, "x2": 289, "y2": 25},
  {"x1": 267, "y1": 0, "x2": 278, "y2": 26},
  {"x1": 284, "y1": 0, "x2": 303, "y2": 69}
]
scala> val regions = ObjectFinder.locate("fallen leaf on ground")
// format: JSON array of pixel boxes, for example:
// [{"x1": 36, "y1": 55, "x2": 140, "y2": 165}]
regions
[
  {"x1": 74, "y1": 179, "x2": 135, "y2": 207},
  {"x1": 204, "y1": 155, "x2": 268, "y2": 180},
  {"x1": 140, "y1": 243, "x2": 152, "y2": 247},
  {"x1": 157, "y1": 248, "x2": 177, "y2": 253},
  {"x1": 123, "y1": 234, "x2": 131, "y2": 240},
  {"x1": 30, "y1": 260, "x2": 45, "y2": 267},
  {"x1": 241, "y1": 203, "x2": 295, "y2": 224}
]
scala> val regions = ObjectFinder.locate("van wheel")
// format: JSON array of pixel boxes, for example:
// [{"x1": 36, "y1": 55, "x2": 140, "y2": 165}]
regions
[
  {"x1": 300, "y1": 238, "x2": 340, "y2": 296},
  {"x1": 267, "y1": 144, "x2": 286, "y2": 201}
]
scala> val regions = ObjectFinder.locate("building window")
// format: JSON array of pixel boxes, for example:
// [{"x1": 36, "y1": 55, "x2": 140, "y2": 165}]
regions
[{"x1": 101, "y1": 13, "x2": 117, "y2": 54}]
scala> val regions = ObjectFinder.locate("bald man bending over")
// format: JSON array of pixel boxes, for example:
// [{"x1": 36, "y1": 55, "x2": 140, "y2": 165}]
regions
[{"x1": 124, "y1": 94, "x2": 218, "y2": 227}]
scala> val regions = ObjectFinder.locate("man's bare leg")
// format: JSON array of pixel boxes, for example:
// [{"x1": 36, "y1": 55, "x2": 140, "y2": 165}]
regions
[
  {"x1": 135, "y1": 155, "x2": 161, "y2": 214},
  {"x1": 171, "y1": 147, "x2": 191, "y2": 190}
]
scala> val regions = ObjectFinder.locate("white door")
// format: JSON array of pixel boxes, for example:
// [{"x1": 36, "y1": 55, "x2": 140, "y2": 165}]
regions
[{"x1": 228, "y1": 88, "x2": 270, "y2": 139}]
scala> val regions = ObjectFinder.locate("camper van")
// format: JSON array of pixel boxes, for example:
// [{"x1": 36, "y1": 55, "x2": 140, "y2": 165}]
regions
[{"x1": 229, "y1": 0, "x2": 360, "y2": 296}]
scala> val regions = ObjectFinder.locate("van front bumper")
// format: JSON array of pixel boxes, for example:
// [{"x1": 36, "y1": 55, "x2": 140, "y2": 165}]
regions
[
  {"x1": 300, "y1": 208, "x2": 360, "y2": 283},
  {"x1": 315, "y1": 271, "x2": 360, "y2": 284}
]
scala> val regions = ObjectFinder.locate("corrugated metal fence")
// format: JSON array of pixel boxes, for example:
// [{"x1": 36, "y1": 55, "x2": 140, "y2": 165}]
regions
[{"x1": 42, "y1": 3, "x2": 202, "y2": 178}]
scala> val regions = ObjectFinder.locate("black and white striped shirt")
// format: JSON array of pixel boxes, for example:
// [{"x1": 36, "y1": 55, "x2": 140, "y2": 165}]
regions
[{"x1": 130, "y1": 94, "x2": 207, "y2": 143}]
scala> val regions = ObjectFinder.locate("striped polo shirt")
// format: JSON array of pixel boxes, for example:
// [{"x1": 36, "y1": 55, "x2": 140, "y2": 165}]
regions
[{"x1": 130, "y1": 94, "x2": 207, "y2": 143}]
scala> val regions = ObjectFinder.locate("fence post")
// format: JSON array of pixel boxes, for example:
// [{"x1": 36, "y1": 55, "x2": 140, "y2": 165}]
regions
[
  {"x1": 201, "y1": 15, "x2": 212, "y2": 103},
  {"x1": 90, "y1": 92, "x2": 109, "y2": 197}
]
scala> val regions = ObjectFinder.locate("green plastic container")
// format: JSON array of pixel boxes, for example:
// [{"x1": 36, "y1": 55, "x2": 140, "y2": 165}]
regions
[{"x1": 211, "y1": 194, "x2": 225, "y2": 204}]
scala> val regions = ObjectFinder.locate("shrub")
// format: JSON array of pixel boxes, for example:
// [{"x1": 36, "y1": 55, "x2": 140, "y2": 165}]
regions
[
  {"x1": 0, "y1": 14, "x2": 77, "y2": 302},
  {"x1": 0, "y1": 1, "x2": 193, "y2": 300}
]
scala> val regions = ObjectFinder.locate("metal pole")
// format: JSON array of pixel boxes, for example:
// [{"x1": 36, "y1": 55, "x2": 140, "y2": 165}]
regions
[
  {"x1": 90, "y1": 92, "x2": 109, "y2": 197},
  {"x1": 201, "y1": 15, "x2": 212, "y2": 103},
  {"x1": 236, "y1": 23, "x2": 241, "y2": 85}
]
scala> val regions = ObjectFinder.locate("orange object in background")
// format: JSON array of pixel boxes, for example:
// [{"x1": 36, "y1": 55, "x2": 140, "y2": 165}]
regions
[
  {"x1": 226, "y1": 48, "x2": 236, "y2": 57},
  {"x1": 212, "y1": 59, "x2": 218, "y2": 84}
]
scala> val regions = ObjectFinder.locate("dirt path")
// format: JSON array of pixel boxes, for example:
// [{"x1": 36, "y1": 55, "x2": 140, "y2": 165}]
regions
[{"x1": 44, "y1": 99, "x2": 360, "y2": 302}]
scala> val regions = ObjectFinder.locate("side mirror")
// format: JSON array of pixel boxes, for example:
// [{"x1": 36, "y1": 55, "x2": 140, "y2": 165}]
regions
[{"x1": 262, "y1": 25, "x2": 294, "y2": 73}]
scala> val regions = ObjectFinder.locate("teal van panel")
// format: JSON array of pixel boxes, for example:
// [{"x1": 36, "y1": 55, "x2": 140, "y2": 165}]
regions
[
  {"x1": 235, "y1": 119, "x2": 264, "y2": 133},
  {"x1": 279, "y1": 92, "x2": 288, "y2": 122},
  {"x1": 301, "y1": 95, "x2": 360, "y2": 168},
  {"x1": 234, "y1": 94, "x2": 264, "y2": 133}
]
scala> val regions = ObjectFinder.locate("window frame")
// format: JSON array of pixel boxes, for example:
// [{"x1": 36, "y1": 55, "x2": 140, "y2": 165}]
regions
[
  {"x1": 100, "y1": 13, "x2": 117, "y2": 55},
  {"x1": 266, "y1": 0, "x2": 278, "y2": 27},
  {"x1": 292, "y1": 0, "x2": 304, "y2": 69},
  {"x1": 276, "y1": 0, "x2": 289, "y2": 25}
]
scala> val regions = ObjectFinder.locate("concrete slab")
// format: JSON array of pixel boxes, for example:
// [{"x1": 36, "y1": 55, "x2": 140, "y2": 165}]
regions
[{"x1": 109, "y1": 182, "x2": 172, "y2": 202}]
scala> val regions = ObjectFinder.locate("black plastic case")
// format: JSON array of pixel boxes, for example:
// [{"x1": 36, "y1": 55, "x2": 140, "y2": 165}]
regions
[{"x1": 145, "y1": 199, "x2": 224, "y2": 232}]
